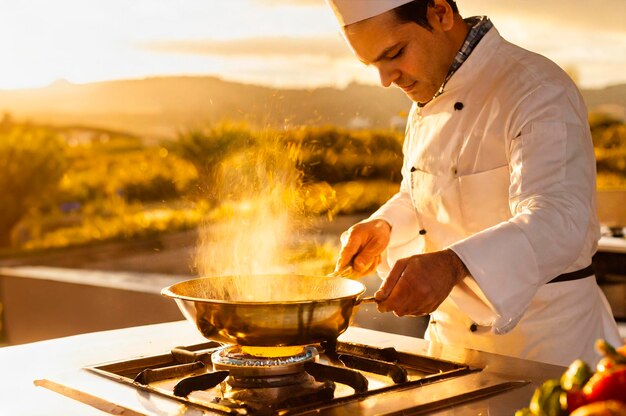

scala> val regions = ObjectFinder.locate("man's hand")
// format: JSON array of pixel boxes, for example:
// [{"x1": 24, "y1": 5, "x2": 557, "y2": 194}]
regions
[
  {"x1": 334, "y1": 219, "x2": 391, "y2": 278},
  {"x1": 375, "y1": 249, "x2": 469, "y2": 316}
]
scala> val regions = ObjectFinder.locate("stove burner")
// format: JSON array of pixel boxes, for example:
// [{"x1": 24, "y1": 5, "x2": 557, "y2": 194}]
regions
[
  {"x1": 212, "y1": 345, "x2": 318, "y2": 377},
  {"x1": 228, "y1": 370, "x2": 314, "y2": 389},
  {"x1": 221, "y1": 373, "x2": 335, "y2": 414},
  {"x1": 209, "y1": 344, "x2": 334, "y2": 413}
]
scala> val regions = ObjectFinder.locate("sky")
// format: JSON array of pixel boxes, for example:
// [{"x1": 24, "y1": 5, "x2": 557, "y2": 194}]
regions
[{"x1": 1, "y1": 0, "x2": 625, "y2": 90}]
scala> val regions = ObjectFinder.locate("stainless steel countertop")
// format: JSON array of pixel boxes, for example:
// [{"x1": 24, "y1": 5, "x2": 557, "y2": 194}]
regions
[
  {"x1": 0, "y1": 321, "x2": 565, "y2": 415},
  {"x1": 598, "y1": 235, "x2": 626, "y2": 254}
]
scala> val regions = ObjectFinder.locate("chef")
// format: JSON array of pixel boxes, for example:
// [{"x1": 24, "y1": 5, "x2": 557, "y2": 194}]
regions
[{"x1": 327, "y1": 0, "x2": 621, "y2": 366}]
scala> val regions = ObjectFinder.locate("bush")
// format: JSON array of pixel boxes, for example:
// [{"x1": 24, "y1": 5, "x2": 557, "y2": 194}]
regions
[
  {"x1": 122, "y1": 174, "x2": 180, "y2": 202},
  {"x1": 593, "y1": 121, "x2": 626, "y2": 181},
  {"x1": 586, "y1": 112, "x2": 626, "y2": 190},
  {"x1": 284, "y1": 126, "x2": 403, "y2": 184},
  {"x1": 597, "y1": 172, "x2": 626, "y2": 190},
  {"x1": 589, "y1": 112, "x2": 623, "y2": 134},
  {"x1": 59, "y1": 146, "x2": 197, "y2": 204},
  {"x1": 22, "y1": 198, "x2": 207, "y2": 250},
  {"x1": 0, "y1": 126, "x2": 68, "y2": 247}
]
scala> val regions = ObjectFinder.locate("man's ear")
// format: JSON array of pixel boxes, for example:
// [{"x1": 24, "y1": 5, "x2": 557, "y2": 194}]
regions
[{"x1": 429, "y1": 0, "x2": 455, "y2": 31}]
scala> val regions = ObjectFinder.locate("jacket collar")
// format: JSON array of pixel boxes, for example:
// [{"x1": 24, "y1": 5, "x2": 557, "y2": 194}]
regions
[{"x1": 436, "y1": 26, "x2": 501, "y2": 99}]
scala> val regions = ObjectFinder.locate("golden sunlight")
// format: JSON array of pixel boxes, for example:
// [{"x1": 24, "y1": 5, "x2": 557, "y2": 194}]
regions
[{"x1": 1, "y1": 0, "x2": 625, "y2": 89}]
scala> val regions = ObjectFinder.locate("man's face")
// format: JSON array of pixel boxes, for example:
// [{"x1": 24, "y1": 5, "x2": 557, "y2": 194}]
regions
[{"x1": 343, "y1": 7, "x2": 456, "y2": 104}]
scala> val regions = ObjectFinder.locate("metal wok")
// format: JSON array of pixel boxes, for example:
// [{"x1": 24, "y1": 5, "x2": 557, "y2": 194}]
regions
[{"x1": 161, "y1": 274, "x2": 374, "y2": 346}]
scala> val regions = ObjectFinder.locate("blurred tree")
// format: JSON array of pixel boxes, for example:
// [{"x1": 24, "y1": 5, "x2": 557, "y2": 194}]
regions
[
  {"x1": 0, "y1": 112, "x2": 14, "y2": 132},
  {"x1": 0, "y1": 126, "x2": 68, "y2": 247}
]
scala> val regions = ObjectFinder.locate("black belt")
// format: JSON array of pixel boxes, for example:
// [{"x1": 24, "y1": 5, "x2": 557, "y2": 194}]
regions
[{"x1": 547, "y1": 264, "x2": 595, "y2": 284}]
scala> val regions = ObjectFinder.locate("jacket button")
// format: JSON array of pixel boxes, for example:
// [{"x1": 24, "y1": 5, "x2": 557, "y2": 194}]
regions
[{"x1": 454, "y1": 102, "x2": 464, "y2": 111}]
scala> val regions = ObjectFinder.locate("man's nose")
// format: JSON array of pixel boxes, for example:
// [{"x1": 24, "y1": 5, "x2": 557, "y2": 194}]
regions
[{"x1": 377, "y1": 64, "x2": 400, "y2": 88}]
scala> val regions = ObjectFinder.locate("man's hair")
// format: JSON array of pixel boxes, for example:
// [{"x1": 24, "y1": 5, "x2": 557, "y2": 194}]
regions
[{"x1": 392, "y1": 0, "x2": 459, "y2": 30}]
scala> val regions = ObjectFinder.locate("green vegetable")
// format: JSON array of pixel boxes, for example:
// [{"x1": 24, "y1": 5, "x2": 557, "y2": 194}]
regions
[
  {"x1": 530, "y1": 379, "x2": 565, "y2": 416},
  {"x1": 595, "y1": 340, "x2": 626, "y2": 366},
  {"x1": 561, "y1": 359, "x2": 593, "y2": 391}
]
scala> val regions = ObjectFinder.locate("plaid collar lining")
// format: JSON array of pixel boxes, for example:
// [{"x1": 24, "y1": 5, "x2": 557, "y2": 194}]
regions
[
  {"x1": 421, "y1": 16, "x2": 493, "y2": 106},
  {"x1": 447, "y1": 16, "x2": 493, "y2": 82}
]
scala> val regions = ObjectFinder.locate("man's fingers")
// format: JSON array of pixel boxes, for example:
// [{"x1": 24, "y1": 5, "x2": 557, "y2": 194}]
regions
[
  {"x1": 359, "y1": 255, "x2": 380, "y2": 276},
  {"x1": 336, "y1": 226, "x2": 381, "y2": 272},
  {"x1": 335, "y1": 220, "x2": 391, "y2": 275},
  {"x1": 375, "y1": 259, "x2": 406, "y2": 303},
  {"x1": 335, "y1": 231, "x2": 363, "y2": 272},
  {"x1": 352, "y1": 254, "x2": 374, "y2": 272},
  {"x1": 352, "y1": 237, "x2": 386, "y2": 271}
]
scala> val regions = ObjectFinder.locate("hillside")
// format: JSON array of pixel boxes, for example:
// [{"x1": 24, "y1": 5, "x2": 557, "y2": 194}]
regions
[
  {"x1": 580, "y1": 84, "x2": 626, "y2": 118},
  {"x1": 0, "y1": 76, "x2": 623, "y2": 139},
  {"x1": 0, "y1": 77, "x2": 411, "y2": 139}
]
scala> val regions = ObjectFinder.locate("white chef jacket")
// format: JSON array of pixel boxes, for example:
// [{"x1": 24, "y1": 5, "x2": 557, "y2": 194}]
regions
[{"x1": 370, "y1": 26, "x2": 621, "y2": 366}]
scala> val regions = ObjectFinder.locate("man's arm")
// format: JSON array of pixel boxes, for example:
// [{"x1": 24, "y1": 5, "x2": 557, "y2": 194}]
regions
[
  {"x1": 449, "y1": 83, "x2": 597, "y2": 333},
  {"x1": 335, "y1": 104, "x2": 423, "y2": 276}
]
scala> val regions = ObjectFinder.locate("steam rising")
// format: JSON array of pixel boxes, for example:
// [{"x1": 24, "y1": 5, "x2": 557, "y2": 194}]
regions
[{"x1": 194, "y1": 131, "x2": 307, "y2": 293}]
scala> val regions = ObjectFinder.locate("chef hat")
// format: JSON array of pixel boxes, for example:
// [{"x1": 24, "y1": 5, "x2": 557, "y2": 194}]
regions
[{"x1": 326, "y1": 0, "x2": 415, "y2": 26}]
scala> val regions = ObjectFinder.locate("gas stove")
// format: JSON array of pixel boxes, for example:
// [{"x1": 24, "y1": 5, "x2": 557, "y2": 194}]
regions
[
  {"x1": 86, "y1": 338, "x2": 522, "y2": 415},
  {"x1": 28, "y1": 324, "x2": 565, "y2": 416}
]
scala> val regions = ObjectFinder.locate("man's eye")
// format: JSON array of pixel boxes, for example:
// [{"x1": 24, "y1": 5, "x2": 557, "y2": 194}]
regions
[{"x1": 389, "y1": 48, "x2": 404, "y2": 59}]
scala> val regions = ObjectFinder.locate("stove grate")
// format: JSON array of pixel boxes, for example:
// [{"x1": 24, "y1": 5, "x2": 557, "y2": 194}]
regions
[{"x1": 173, "y1": 370, "x2": 229, "y2": 397}]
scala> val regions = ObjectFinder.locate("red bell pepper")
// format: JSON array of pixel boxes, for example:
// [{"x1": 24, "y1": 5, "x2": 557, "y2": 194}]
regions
[
  {"x1": 565, "y1": 390, "x2": 588, "y2": 413},
  {"x1": 583, "y1": 367, "x2": 626, "y2": 404}
]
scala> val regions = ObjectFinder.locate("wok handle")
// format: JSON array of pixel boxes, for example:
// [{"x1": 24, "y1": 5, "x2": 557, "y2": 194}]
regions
[{"x1": 355, "y1": 296, "x2": 376, "y2": 305}]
